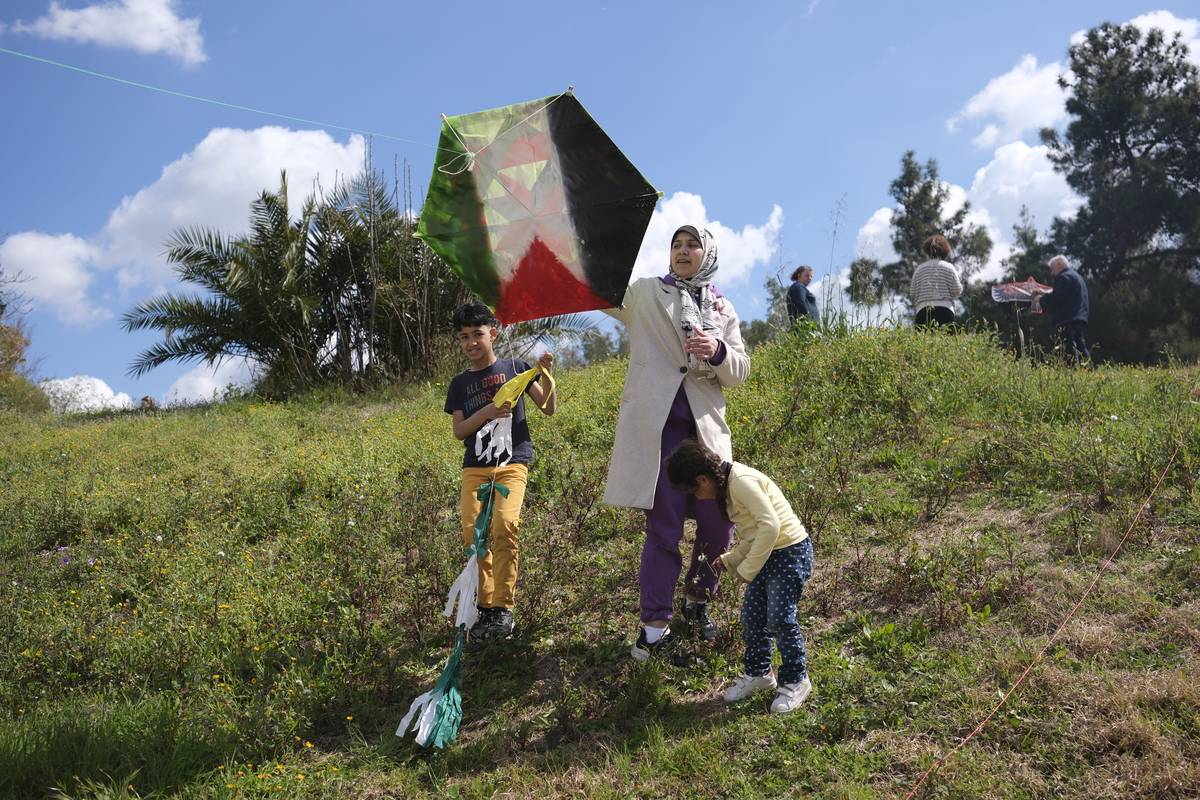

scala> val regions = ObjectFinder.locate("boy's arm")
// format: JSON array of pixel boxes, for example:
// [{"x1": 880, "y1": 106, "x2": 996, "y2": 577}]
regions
[
  {"x1": 526, "y1": 353, "x2": 556, "y2": 415},
  {"x1": 451, "y1": 404, "x2": 508, "y2": 440}
]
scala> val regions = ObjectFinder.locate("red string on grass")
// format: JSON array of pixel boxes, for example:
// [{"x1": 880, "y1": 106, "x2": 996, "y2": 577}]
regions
[{"x1": 903, "y1": 442, "x2": 1182, "y2": 800}]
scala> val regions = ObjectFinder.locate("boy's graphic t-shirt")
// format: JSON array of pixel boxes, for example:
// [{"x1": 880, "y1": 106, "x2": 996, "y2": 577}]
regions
[{"x1": 444, "y1": 358, "x2": 537, "y2": 468}]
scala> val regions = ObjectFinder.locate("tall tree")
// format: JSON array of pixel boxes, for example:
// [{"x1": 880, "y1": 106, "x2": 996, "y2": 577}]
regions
[
  {"x1": 1041, "y1": 21, "x2": 1200, "y2": 362},
  {"x1": 848, "y1": 151, "x2": 992, "y2": 308},
  {"x1": 0, "y1": 261, "x2": 48, "y2": 412},
  {"x1": 123, "y1": 173, "x2": 334, "y2": 386},
  {"x1": 0, "y1": 261, "x2": 31, "y2": 377}
]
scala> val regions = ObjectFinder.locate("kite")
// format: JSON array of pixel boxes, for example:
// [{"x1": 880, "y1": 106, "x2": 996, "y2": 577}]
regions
[
  {"x1": 416, "y1": 88, "x2": 660, "y2": 324},
  {"x1": 991, "y1": 277, "x2": 1053, "y2": 304},
  {"x1": 991, "y1": 277, "x2": 1054, "y2": 358}
]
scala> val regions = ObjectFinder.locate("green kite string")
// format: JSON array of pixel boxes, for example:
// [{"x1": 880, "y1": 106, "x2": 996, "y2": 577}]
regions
[{"x1": 0, "y1": 45, "x2": 451, "y2": 151}]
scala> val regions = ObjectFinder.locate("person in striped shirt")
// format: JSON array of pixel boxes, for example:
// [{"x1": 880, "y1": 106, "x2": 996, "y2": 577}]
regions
[{"x1": 910, "y1": 234, "x2": 963, "y2": 328}]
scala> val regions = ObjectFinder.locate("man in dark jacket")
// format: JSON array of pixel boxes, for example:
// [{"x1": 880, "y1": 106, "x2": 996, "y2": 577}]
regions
[
  {"x1": 786, "y1": 265, "x2": 818, "y2": 325},
  {"x1": 1036, "y1": 255, "x2": 1090, "y2": 364}
]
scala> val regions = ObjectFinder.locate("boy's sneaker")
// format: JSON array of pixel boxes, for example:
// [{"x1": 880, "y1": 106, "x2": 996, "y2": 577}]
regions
[
  {"x1": 630, "y1": 626, "x2": 675, "y2": 661},
  {"x1": 723, "y1": 673, "x2": 777, "y2": 703},
  {"x1": 489, "y1": 608, "x2": 515, "y2": 639},
  {"x1": 770, "y1": 677, "x2": 813, "y2": 714},
  {"x1": 684, "y1": 602, "x2": 718, "y2": 641},
  {"x1": 467, "y1": 607, "x2": 494, "y2": 642}
]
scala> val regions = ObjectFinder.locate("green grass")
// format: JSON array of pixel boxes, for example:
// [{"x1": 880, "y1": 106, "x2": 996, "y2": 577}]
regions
[{"x1": 1, "y1": 328, "x2": 1198, "y2": 799}]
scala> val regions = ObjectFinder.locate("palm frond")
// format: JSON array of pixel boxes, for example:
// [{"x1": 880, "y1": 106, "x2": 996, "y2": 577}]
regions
[{"x1": 500, "y1": 313, "x2": 599, "y2": 358}]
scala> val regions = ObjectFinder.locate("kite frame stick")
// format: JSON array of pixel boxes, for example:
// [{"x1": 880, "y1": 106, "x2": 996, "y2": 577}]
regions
[{"x1": 437, "y1": 87, "x2": 575, "y2": 177}]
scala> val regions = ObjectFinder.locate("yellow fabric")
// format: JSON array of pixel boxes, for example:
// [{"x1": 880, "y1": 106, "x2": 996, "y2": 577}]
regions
[
  {"x1": 459, "y1": 464, "x2": 528, "y2": 608},
  {"x1": 491, "y1": 367, "x2": 555, "y2": 411},
  {"x1": 720, "y1": 463, "x2": 808, "y2": 582}
]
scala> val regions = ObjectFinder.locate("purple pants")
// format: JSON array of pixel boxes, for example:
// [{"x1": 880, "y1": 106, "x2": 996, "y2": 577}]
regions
[{"x1": 640, "y1": 389, "x2": 735, "y2": 623}]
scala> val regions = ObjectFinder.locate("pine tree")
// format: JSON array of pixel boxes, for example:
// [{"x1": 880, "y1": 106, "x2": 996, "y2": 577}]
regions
[{"x1": 848, "y1": 152, "x2": 992, "y2": 310}]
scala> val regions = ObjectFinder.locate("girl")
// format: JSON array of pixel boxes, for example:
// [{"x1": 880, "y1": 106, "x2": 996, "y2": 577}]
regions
[
  {"x1": 603, "y1": 226, "x2": 750, "y2": 659},
  {"x1": 667, "y1": 440, "x2": 814, "y2": 714}
]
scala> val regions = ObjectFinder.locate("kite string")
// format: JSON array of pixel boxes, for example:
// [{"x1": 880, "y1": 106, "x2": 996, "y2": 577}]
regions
[
  {"x1": 901, "y1": 440, "x2": 1181, "y2": 800},
  {"x1": 437, "y1": 87, "x2": 573, "y2": 176},
  {"x1": 0, "y1": 44, "x2": 453, "y2": 152}
]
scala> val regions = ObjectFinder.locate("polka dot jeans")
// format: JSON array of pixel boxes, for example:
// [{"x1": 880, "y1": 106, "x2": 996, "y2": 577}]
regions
[{"x1": 740, "y1": 538, "x2": 814, "y2": 686}]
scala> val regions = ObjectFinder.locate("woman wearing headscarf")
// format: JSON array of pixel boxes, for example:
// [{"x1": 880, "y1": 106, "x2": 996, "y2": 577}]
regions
[{"x1": 603, "y1": 225, "x2": 750, "y2": 660}]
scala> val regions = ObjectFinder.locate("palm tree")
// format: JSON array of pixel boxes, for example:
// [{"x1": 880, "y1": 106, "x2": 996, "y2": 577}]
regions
[
  {"x1": 124, "y1": 168, "x2": 601, "y2": 392},
  {"x1": 123, "y1": 172, "x2": 327, "y2": 383}
]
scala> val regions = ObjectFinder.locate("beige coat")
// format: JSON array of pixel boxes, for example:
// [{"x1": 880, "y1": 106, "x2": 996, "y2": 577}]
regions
[{"x1": 603, "y1": 277, "x2": 750, "y2": 509}]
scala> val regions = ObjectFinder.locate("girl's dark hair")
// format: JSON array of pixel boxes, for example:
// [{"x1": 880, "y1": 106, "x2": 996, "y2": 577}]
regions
[
  {"x1": 452, "y1": 300, "x2": 498, "y2": 331},
  {"x1": 923, "y1": 234, "x2": 951, "y2": 259},
  {"x1": 667, "y1": 439, "x2": 732, "y2": 520}
]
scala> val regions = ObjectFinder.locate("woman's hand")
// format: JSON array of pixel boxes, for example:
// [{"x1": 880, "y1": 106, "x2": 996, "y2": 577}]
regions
[
  {"x1": 538, "y1": 351, "x2": 554, "y2": 373},
  {"x1": 685, "y1": 330, "x2": 719, "y2": 361}
]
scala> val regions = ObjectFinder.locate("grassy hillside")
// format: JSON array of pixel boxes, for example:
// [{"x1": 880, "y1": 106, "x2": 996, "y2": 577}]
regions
[{"x1": 1, "y1": 329, "x2": 1198, "y2": 799}]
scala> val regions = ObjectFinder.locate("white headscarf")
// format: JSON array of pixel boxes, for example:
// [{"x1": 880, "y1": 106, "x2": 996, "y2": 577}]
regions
[{"x1": 669, "y1": 225, "x2": 722, "y2": 378}]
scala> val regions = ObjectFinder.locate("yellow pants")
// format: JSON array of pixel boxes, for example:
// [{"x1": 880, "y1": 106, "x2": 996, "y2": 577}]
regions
[{"x1": 459, "y1": 464, "x2": 528, "y2": 609}]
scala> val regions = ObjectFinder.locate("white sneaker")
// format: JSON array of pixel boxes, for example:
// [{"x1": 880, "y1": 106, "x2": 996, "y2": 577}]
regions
[
  {"x1": 722, "y1": 673, "x2": 777, "y2": 703},
  {"x1": 770, "y1": 677, "x2": 813, "y2": 713}
]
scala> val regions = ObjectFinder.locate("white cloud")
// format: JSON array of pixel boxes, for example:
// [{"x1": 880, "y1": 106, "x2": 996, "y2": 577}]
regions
[
  {"x1": 164, "y1": 357, "x2": 256, "y2": 406},
  {"x1": 968, "y1": 141, "x2": 1080, "y2": 233},
  {"x1": 0, "y1": 232, "x2": 110, "y2": 325},
  {"x1": 853, "y1": 207, "x2": 896, "y2": 263},
  {"x1": 1073, "y1": 11, "x2": 1200, "y2": 67},
  {"x1": 8, "y1": 0, "x2": 207, "y2": 66},
  {"x1": 40, "y1": 375, "x2": 132, "y2": 414},
  {"x1": 1, "y1": 126, "x2": 365, "y2": 326},
  {"x1": 806, "y1": 0, "x2": 820, "y2": 18},
  {"x1": 952, "y1": 11, "x2": 1200, "y2": 150},
  {"x1": 946, "y1": 54, "x2": 1069, "y2": 148},
  {"x1": 97, "y1": 127, "x2": 365, "y2": 288},
  {"x1": 632, "y1": 191, "x2": 783, "y2": 286}
]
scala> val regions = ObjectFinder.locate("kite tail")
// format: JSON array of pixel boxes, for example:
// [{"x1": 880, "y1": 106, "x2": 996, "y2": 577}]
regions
[
  {"x1": 398, "y1": 480, "x2": 509, "y2": 748},
  {"x1": 396, "y1": 632, "x2": 466, "y2": 748},
  {"x1": 444, "y1": 554, "x2": 481, "y2": 630}
]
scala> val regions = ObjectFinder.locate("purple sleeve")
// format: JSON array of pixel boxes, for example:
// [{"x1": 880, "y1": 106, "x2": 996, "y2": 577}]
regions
[{"x1": 709, "y1": 340, "x2": 728, "y2": 366}]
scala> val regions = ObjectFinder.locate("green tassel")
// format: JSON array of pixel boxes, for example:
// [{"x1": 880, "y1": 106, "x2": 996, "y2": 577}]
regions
[
  {"x1": 414, "y1": 480, "x2": 512, "y2": 749},
  {"x1": 469, "y1": 480, "x2": 509, "y2": 557},
  {"x1": 425, "y1": 631, "x2": 466, "y2": 748}
]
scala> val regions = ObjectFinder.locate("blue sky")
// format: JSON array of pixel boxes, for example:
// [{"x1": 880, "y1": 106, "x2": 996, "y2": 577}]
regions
[{"x1": 1, "y1": 1, "x2": 1197, "y2": 408}]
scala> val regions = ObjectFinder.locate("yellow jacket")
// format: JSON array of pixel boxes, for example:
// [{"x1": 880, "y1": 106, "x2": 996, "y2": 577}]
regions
[{"x1": 720, "y1": 463, "x2": 808, "y2": 582}]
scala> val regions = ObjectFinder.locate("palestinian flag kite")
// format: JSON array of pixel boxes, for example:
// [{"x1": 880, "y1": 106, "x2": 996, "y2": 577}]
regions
[{"x1": 416, "y1": 89, "x2": 660, "y2": 324}]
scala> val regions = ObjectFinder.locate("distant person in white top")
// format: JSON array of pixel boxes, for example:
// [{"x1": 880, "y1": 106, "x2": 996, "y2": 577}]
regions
[{"x1": 910, "y1": 234, "x2": 963, "y2": 328}]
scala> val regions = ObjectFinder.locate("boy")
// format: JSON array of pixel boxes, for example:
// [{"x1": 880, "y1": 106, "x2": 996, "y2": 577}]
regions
[{"x1": 444, "y1": 301, "x2": 555, "y2": 642}]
